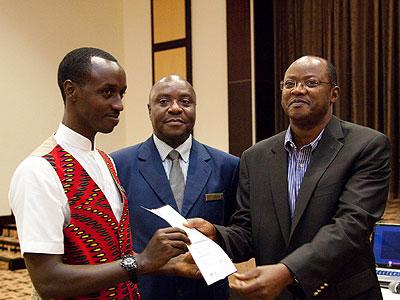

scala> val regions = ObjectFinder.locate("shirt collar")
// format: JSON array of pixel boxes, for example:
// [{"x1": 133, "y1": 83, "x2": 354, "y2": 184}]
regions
[
  {"x1": 152, "y1": 134, "x2": 192, "y2": 163},
  {"x1": 55, "y1": 123, "x2": 95, "y2": 151},
  {"x1": 284, "y1": 126, "x2": 325, "y2": 152}
]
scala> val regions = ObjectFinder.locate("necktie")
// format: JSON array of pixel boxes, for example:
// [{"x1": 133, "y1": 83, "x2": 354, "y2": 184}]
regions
[{"x1": 168, "y1": 150, "x2": 185, "y2": 211}]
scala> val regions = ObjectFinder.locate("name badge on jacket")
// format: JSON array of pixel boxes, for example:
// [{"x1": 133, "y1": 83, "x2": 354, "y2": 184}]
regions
[{"x1": 205, "y1": 192, "x2": 224, "y2": 201}]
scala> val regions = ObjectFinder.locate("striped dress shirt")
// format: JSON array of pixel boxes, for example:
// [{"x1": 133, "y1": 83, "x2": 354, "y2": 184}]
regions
[{"x1": 284, "y1": 128, "x2": 325, "y2": 218}]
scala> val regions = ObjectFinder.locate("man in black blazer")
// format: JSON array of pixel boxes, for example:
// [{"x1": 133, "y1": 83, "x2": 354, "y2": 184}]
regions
[
  {"x1": 187, "y1": 56, "x2": 391, "y2": 299},
  {"x1": 111, "y1": 75, "x2": 239, "y2": 299}
]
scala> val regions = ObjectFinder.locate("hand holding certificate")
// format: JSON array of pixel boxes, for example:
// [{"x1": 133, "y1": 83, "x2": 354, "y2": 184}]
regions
[{"x1": 143, "y1": 205, "x2": 237, "y2": 285}]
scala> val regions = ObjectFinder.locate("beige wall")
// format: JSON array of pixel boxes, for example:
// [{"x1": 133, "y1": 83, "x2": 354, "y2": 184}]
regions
[
  {"x1": 0, "y1": 0, "x2": 126, "y2": 216},
  {"x1": 192, "y1": 0, "x2": 229, "y2": 152},
  {"x1": 0, "y1": 0, "x2": 229, "y2": 216},
  {"x1": 193, "y1": 0, "x2": 256, "y2": 151},
  {"x1": 122, "y1": 0, "x2": 154, "y2": 145},
  {"x1": 122, "y1": 0, "x2": 230, "y2": 150}
]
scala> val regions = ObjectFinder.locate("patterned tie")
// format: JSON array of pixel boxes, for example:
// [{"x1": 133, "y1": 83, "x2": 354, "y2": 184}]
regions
[{"x1": 168, "y1": 150, "x2": 185, "y2": 212}]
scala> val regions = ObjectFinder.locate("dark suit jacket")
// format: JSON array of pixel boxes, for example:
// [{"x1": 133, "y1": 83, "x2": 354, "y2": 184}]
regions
[
  {"x1": 217, "y1": 116, "x2": 391, "y2": 299},
  {"x1": 111, "y1": 137, "x2": 239, "y2": 300}
]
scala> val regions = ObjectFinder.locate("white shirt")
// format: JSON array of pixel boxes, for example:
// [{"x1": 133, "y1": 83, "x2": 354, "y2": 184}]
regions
[
  {"x1": 152, "y1": 134, "x2": 192, "y2": 182},
  {"x1": 9, "y1": 123, "x2": 122, "y2": 255}
]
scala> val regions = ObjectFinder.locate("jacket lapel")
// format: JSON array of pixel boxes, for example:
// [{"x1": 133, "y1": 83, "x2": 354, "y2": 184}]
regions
[
  {"x1": 181, "y1": 140, "x2": 212, "y2": 216},
  {"x1": 270, "y1": 132, "x2": 291, "y2": 246},
  {"x1": 138, "y1": 138, "x2": 179, "y2": 210},
  {"x1": 290, "y1": 116, "x2": 344, "y2": 237}
]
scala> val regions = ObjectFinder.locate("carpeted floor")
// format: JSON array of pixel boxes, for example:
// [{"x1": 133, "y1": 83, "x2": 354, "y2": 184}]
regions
[
  {"x1": 1, "y1": 198, "x2": 399, "y2": 299},
  {"x1": 0, "y1": 261, "x2": 31, "y2": 299}
]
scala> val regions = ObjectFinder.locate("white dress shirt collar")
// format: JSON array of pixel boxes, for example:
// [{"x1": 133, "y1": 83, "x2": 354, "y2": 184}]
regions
[
  {"x1": 55, "y1": 123, "x2": 95, "y2": 151},
  {"x1": 152, "y1": 134, "x2": 192, "y2": 163}
]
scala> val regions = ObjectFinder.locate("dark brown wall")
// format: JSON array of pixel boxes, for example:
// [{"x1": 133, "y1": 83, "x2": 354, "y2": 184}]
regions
[
  {"x1": 226, "y1": 0, "x2": 276, "y2": 156},
  {"x1": 227, "y1": 0, "x2": 252, "y2": 156},
  {"x1": 254, "y1": 0, "x2": 275, "y2": 141}
]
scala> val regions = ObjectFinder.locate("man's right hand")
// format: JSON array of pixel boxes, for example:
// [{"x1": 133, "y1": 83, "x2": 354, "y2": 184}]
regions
[
  {"x1": 229, "y1": 263, "x2": 294, "y2": 300},
  {"x1": 136, "y1": 227, "x2": 190, "y2": 274},
  {"x1": 185, "y1": 218, "x2": 218, "y2": 241}
]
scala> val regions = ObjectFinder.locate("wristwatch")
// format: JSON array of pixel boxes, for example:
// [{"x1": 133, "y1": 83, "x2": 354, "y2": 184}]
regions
[{"x1": 120, "y1": 254, "x2": 138, "y2": 283}]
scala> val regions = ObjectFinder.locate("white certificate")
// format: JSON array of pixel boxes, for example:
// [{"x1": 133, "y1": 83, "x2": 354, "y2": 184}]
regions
[{"x1": 142, "y1": 205, "x2": 237, "y2": 285}]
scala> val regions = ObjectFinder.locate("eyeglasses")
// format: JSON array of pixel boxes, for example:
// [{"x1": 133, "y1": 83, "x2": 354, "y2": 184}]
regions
[{"x1": 280, "y1": 79, "x2": 333, "y2": 90}]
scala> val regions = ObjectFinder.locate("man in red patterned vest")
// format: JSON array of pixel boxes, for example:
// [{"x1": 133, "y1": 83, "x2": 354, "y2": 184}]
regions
[{"x1": 9, "y1": 47, "x2": 197, "y2": 299}]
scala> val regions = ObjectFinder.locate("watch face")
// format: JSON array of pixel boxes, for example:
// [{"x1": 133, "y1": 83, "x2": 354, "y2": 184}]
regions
[
  {"x1": 122, "y1": 255, "x2": 137, "y2": 271},
  {"x1": 125, "y1": 257, "x2": 134, "y2": 265},
  {"x1": 121, "y1": 255, "x2": 138, "y2": 283}
]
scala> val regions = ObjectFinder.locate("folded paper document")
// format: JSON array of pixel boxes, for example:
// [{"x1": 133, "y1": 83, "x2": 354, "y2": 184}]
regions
[{"x1": 142, "y1": 205, "x2": 237, "y2": 285}]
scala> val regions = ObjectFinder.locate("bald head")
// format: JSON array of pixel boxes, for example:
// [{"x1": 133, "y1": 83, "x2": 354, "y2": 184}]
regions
[
  {"x1": 286, "y1": 56, "x2": 337, "y2": 86},
  {"x1": 149, "y1": 75, "x2": 196, "y2": 104}
]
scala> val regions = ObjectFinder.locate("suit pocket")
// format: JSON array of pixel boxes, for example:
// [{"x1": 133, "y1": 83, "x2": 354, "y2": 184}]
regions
[{"x1": 336, "y1": 268, "x2": 377, "y2": 299}]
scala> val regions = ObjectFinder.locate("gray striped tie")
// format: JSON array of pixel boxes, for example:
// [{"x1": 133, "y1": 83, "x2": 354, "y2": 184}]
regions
[{"x1": 168, "y1": 150, "x2": 185, "y2": 211}]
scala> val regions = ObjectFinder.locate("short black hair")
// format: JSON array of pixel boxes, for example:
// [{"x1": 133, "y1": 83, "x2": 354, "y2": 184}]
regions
[
  {"x1": 57, "y1": 47, "x2": 118, "y2": 102},
  {"x1": 326, "y1": 59, "x2": 338, "y2": 86}
]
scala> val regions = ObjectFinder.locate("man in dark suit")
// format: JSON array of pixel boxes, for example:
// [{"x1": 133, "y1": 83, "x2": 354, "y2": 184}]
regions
[
  {"x1": 187, "y1": 56, "x2": 391, "y2": 299},
  {"x1": 111, "y1": 75, "x2": 239, "y2": 299}
]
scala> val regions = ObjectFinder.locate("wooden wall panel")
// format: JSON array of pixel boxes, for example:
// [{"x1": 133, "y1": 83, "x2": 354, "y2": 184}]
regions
[
  {"x1": 154, "y1": 47, "x2": 187, "y2": 81},
  {"x1": 153, "y1": 0, "x2": 186, "y2": 43},
  {"x1": 152, "y1": 0, "x2": 192, "y2": 83},
  {"x1": 227, "y1": 0, "x2": 252, "y2": 156},
  {"x1": 254, "y1": 0, "x2": 275, "y2": 141}
]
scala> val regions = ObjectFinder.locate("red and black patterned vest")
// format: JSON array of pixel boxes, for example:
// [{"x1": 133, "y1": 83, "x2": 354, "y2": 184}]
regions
[{"x1": 43, "y1": 144, "x2": 140, "y2": 300}]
